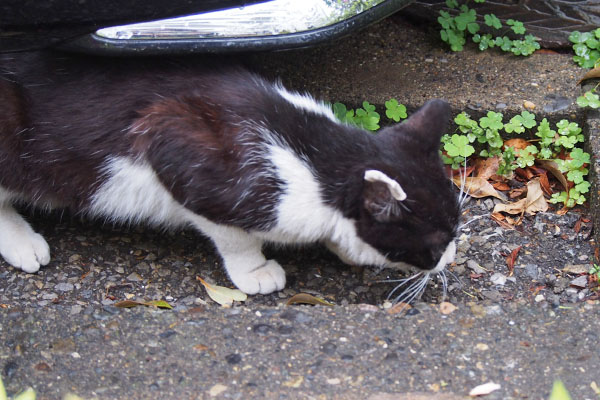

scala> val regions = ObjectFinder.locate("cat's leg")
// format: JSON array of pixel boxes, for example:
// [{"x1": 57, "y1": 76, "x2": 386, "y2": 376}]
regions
[
  {"x1": 0, "y1": 201, "x2": 50, "y2": 273},
  {"x1": 324, "y1": 240, "x2": 358, "y2": 266},
  {"x1": 188, "y1": 216, "x2": 286, "y2": 294}
]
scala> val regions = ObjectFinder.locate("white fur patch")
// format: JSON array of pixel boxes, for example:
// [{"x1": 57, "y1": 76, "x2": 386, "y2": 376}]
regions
[
  {"x1": 258, "y1": 143, "x2": 390, "y2": 267},
  {"x1": 275, "y1": 85, "x2": 339, "y2": 123},
  {"x1": 89, "y1": 157, "x2": 190, "y2": 227},
  {"x1": 431, "y1": 240, "x2": 456, "y2": 273}
]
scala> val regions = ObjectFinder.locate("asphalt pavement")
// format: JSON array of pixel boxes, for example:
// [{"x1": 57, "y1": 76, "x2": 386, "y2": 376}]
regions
[{"x1": 2, "y1": 10, "x2": 600, "y2": 400}]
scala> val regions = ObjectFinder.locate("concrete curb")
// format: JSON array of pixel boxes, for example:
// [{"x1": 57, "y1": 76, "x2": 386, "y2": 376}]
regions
[{"x1": 583, "y1": 79, "x2": 600, "y2": 251}]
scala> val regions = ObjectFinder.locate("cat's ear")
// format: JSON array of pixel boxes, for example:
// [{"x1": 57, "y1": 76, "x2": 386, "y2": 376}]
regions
[
  {"x1": 383, "y1": 99, "x2": 451, "y2": 154},
  {"x1": 363, "y1": 170, "x2": 405, "y2": 222}
]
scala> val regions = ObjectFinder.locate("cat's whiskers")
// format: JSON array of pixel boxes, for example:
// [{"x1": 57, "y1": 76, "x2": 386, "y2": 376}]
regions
[
  {"x1": 457, "y1": 214, "x2": 485, "y2": 231},
  {"x1": 389, "y1": 272, "x2": 431, "y2": 306}
]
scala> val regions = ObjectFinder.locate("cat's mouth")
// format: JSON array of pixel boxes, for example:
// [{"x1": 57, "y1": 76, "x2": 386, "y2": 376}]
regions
[
  {"x1": 384, "y1": 240, "x2": 457, "y2": 274},
  {"x1": 383, "y1": 241, "x2": 456, "y2": 307}
]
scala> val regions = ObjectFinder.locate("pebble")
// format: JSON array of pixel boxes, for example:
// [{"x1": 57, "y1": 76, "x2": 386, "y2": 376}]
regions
[
  {"x1": 467, "y1": 260, "x2": 486, "y2": 274},
  {"x1": 126, "y1": 272, "x2": 143, "y2": 282},
  {"x1": 569, "y1": 275, "x2": 588, "y2": 288},
  {"x1": 563, "y1": 264, "x2": 589, "y2": 274},
  {"x1": 208, "y1": 384, "x2": 228, "y2": 397},
  {"x1": 524, "y1": 264, "x2": 540, "y2": 280},
  {"x1": 534, "y1": 294, "x2": 545, "y2": 303},
  {"x1": 55, "y1": 283, "x2": 74, "y2": 292},
  {"x1": 483, "y1": 199, "x2": 495, "y2": 210}
]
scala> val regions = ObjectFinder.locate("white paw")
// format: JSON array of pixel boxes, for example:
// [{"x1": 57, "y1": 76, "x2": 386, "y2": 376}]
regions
[
  {"x1": 229, "y1": 260, "x2": 286, "y2": 295},
  {"x1": 0, "y1": 230, "x2": 50, "y2": 273}
]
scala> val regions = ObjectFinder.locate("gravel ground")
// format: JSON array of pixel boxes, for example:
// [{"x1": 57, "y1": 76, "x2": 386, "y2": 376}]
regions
[
  {"x1": 0, "y1": 199, "x2": 595, "y2": 311},
  {"x1": 2, "y1": 11, "x2": 600, "y2": 400}
]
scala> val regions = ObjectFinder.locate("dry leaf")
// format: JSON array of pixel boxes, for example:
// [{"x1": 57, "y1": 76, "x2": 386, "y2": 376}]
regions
[
  {"x1": 508, "y1": 187, "x2": 527, "y2": 199},
  {"x1": 524, "y1": 178, "x2": 549, "y2": 214},
  {"x1": 562, "y1": 264, "x2": 589, "y2": 274},
  {"x1": 538, "y1": 173, "x2": 553, "y2": 196},
  {"x1": 537, "y1": 160, "x2": 569, "y2": 192},
  {"x1": 490, "y1": 213, "x2": 515, "y2": 230},
  {"x1": 493, "y1": 198, "x2": 527, "y2": 215},
  {"x1": 491, "y1": 182, "x2": 510, "y2": 191},
  {"x1": 473, "y1": 156, "x2": 500, "y2": 180},
  {"x1": 469, "y1": 382, "x2": 501, "y2": 396},
  {"x1": 452, "y1": 176, "x2": 507, "y2": 201},
  {"x1": 515, "y1": 167, "x2": 534, "y2": 180},
  {"x1": 506, "y1": 246, "x2": 522, "y2": 276},
  {"x1": 286, "y1": 293, "x2": 334, "y2": 307},
  {"x1": 503, "y1": 138, "x2": 530, "y2": 151},
  {"x1": 439, "y1": 302, "x2": 457, "y2": 315},
  {"x1": 493, "y1": 178, "x2": 548, "y2": 216},
  {"x1": 196, "y1": 277, "x2": 247, "y2": 306},
  {"x1": 578, "y1": 66, "x2": 600, "y2": 84},
  {"x1": 114, "y1": 299, "x2": 173, "y2": 309}
]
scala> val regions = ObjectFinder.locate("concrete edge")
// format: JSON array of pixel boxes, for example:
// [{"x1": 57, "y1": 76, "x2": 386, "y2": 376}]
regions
[{"x1": 583, "y1": 80, "x2": 600, "y2": 253}]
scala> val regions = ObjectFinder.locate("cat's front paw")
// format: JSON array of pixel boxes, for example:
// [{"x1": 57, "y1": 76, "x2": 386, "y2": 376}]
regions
[
  {"x1": 0, "y1": 230, "x2": 50, "y2": 273},
  {"x1": 229, "y1": 260, "x2": 286, "y2": 295}
]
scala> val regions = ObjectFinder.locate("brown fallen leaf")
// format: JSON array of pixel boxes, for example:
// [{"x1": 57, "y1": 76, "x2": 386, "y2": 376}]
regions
[
  {"x1": 506, "y1": 246, "x2": 522, "y2": 276},
  {"x1": 537, "y1": 160, "x2": 569, "y2": 192},
  {"x1": 490, "y1": 213, "x2": 515, "y2": 230},
  {"x1": 452, "y1": 176, "x2": 507, "y2": 201},
  {"x1": 578, "y1": 66, "x2": 600, "y2": 84},
  {"x1": 515, "y1": 167, "x2": 534, "y2": 180},
  {"x1": 286, "y1": 293, "x2": 334, "y2": 307},
  {"x1": 493, "y1": 178, "x2": 548, "y2": 216},
  {"x1": 492, "y1": 182, "x2": 511, "y2": 191},
  {"x1": 503, "y1": 138, "x2": 530, "y2": 151},
  {"x1": 508, "y1": 186, "x2": 527, "y2": 199},
  {"x1": 114, "y1": 299, "x2": 173, "y2": 309},
  {"x1": 473, "y1": 156, "x2": 500, "y2": 180},
  {"x1": 538, "y1": 173, "x2": 553, "y2": 196},
  {"x1": 196, "y1": 276, "x2": 247, "y2": 306}
]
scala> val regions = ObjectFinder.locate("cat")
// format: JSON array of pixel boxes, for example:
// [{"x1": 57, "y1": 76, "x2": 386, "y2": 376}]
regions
[{"x1": 0, "y1": 51, "x2": 459, "y2": 295}]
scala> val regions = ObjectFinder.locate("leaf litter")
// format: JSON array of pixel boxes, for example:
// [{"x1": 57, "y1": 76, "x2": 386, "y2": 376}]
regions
[{"x1": 196, "y1": 276, "x2": 247, "y2": 306}]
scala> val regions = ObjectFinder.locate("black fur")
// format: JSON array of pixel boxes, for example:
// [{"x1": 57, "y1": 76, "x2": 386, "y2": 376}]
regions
[{"x1": 0, "y1": 50, "x2": 458, "y2": 272}]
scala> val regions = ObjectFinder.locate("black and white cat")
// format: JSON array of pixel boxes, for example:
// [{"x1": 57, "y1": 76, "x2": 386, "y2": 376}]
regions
[{"x1": 0, "y1": 51, "x2": 459, "y2": 295}]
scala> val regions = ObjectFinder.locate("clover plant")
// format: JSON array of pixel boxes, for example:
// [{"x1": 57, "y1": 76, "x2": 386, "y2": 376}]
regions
[
  {"x1": 332, "y1": 99, "x2": 590, "y2": 209},
  {"x1": 438, "y1": 0, "x2": 539, "y2": 55},
  {"x1": 569, "y1": 28, "x2": 600, "y2": 69}
]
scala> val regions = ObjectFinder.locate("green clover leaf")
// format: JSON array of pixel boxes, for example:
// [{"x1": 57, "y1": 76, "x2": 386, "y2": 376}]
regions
[
  {"x1": 479, "y1": 111, "x2": 504, "y2": 131},
  {"x1": 507, "y1": 19, "x2": 526, "y2": 35},
  {"x1": 484, "y1": 14, "x2": 502, "y2": 29},
  {"x1": 444, "y1": 134, "x2": 475, "y2": 158},
  {"x1": 384, "y1": 99, "x2": 407, "y2": 122}
]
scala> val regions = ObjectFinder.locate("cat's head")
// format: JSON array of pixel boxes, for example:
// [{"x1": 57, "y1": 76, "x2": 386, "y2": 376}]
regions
[{"x1": 356, "y1": 99, "x2": 459, "y2": 273}]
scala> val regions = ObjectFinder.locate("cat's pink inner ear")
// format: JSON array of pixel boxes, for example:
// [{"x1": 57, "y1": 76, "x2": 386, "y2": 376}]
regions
[{"x1": 364, "y1": 170, "x2": 406, "y2": 201}]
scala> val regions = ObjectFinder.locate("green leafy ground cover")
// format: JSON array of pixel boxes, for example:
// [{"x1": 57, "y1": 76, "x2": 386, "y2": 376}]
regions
[
  {"x1": 437, "y1": 0, "x2": 539, "y2": 55},
  {"x1": 332, "y1": 100, "x2": 590, "y2": 210}
]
